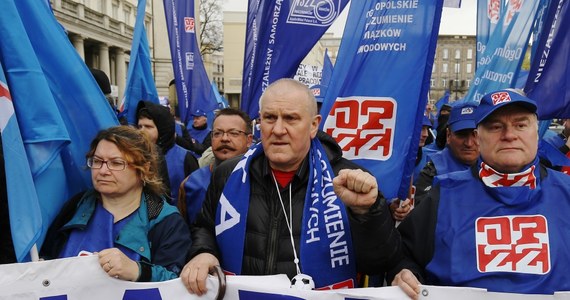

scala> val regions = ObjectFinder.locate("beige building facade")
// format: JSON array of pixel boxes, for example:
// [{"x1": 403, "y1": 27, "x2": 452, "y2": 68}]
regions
[
  {"x1": 430, "y1": 35, "x2": 477, "y2": 104},
  {"x1": 51, "y1": 0, "x2": 180, "y2": 104}
]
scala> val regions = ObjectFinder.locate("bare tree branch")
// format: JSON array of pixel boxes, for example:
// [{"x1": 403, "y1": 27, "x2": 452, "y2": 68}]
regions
[{"x1": 199, "y1": 0, "x2": 223, "y2": 55}]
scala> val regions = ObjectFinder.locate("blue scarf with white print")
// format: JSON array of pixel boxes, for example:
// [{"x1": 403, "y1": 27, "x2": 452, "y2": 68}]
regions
[{"x1": 215, "y1": 140, "x2": 356, "y2": 289}]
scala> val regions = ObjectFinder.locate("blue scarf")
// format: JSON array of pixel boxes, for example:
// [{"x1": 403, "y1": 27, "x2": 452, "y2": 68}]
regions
[{"x1": 215, "y1": 140, "x2": 356, "y2": 289}]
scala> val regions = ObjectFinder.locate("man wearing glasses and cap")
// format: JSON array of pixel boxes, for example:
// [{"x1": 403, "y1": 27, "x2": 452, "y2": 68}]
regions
[{"x1": 391, "y1": 89, "x2": 570, "y2": 296}]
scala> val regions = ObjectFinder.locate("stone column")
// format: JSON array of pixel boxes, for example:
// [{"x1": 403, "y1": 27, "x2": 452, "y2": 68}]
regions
[
  {"x1": 99, "y1": 43, "x2": 110, "y2": 77},
  {"x1": 115, "y1": 49, "x2": 127, "y2": 101},
  {"x1": 71, "y1": 34, "x2": 85, "y2": 61}
]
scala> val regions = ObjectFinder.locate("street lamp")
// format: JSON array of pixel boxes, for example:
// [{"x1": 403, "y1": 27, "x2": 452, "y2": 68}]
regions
[{"x1": 454, "y1": 58, "x2": 460, "y2": 100}]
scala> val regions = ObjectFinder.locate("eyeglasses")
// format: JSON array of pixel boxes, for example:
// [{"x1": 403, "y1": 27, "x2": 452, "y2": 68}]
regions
[
  {"x1": 87, "y1": 157, "x2": 128, "y2": 171},
  {"x1": 211, "y1": 129, "x2": 248, "y2": 139}
]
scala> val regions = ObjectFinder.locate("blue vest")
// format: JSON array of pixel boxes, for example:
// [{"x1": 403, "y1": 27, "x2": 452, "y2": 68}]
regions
[
  {"x1": 187, "y1": 126, "x2": 210, "y2": 144},
  {"x1": 60, "y1": 190, "x2": 179, "y2": 263},
  {"x1": 183, "y1": 166, "x2": 212, "y2": 224},
  {"x1": 428, "y1": 147, "x2": 469, "y2": 175},
  {"x1": 543, "y1": 133, "x2": 565, "y2": 149},
  {"x1": 426, "y1": 164, "x2": 570, "y2": 294},
  {"x1": 165, "y1": 144, "x2": 189, "y2": 204}
]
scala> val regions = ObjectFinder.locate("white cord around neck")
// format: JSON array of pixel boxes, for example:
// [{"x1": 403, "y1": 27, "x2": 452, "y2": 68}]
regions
[{"x1": 271, "y1": 171, "x2": 301, "y2": 275}]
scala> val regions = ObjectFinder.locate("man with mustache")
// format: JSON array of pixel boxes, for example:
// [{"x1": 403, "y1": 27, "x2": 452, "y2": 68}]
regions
[{"x1": 178, "y1": 108, "x2": 253, "y2": 225}]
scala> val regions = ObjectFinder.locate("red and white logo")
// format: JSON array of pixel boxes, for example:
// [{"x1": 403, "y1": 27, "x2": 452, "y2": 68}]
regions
[
  {"x1": 490, "y1": 91, "x2": 512, "y2": 106},
  {"x1": 184, "y1": 17, "x2": 195, "y2": 33},
  {"x1": 315, "y1": 278, "x2": 354, "y2": 290},
  {"x1": 487, "y1": 0, "x2": 501, "y2": 24},
  {"x1": 311, "y1": 88, "x2": 321, "y2": 97},
  {"x1": 322, "y1": 97, "x2": 396, "y2": 161},
  {"x1": 476, "y1": 215, "x2": 550, "y2": 274},
  {"x1": 504, "y1": 0, "x2": 524, "y2": 26}
]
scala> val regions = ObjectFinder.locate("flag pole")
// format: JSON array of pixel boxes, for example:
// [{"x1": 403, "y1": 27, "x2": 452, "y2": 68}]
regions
[{"x1": 30, "y1": 244, "x2": 39, "y2": 262}]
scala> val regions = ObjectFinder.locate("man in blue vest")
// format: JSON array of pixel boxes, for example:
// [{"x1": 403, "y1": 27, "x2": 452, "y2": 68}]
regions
[
  {"x1": 391, "y1": 89, "x2": 570, "y2": 296},
  {"x1": 414, "y1": 102, "x2": 479, "y2": 204},
  {"x1": 179, "y1": 108, "x2": 253, "y2": 225},
  {"x1": 184, "y1": 109, "x2": 212, "y2": 156},
  {"x1": 137, "y1": 101, "x2": 198, "y2": 203}
]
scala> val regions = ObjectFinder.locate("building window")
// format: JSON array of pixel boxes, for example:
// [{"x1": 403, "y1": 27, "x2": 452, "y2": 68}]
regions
[
  {"x1": 455, "y1": 63, "x2": 460, "y2": 74},
  {"x1": 124, "y1": 6, "x2": 131, "y2": 25},
  {"x1": 455, "y1": 49, "x2": 461, "y2": 59},
  {"x1": 430, "y1": 79, "x2": 435, "y2": 87},
  {"x1": 432, "y1": 64, "x2": 436, "y2": 73},
  {"x1": 467, "y1": 48, "x2": 473, "y2": 60},
  {"x1": 466, "y1": 63, "x2": 473, "y2": 74},
  {"x1": 466, "y1": 79, "x2": 471, "y2": 88},
  {"x1": 442, "y1": 49, "x2": 449, "y2": 60},
  {"x1": 442, "y1": 63, "x2": 448, "y2": 73},
  {"x1": 442, "y1": 79, "x2": 448, "y2": 88},
  {"x1": 112, "y1": 0, "x2": 119, "y2": 19}
]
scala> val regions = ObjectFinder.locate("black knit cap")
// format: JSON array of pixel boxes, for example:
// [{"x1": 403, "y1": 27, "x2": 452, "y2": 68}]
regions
[
  {"x1": 136, "y1": 101, "x2": 175, "y2": 150},
  {"x1": 89, "y1": 68, "x2": 111, "y2": 95}
]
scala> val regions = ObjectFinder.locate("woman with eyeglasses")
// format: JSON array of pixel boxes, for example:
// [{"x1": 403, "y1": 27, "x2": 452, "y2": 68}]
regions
[{"x1": 41, "y1": 126, "x2": 191, "y2": 282}]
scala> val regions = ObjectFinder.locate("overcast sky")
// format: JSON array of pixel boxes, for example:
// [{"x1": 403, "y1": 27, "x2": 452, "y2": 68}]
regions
[{"x1": 222, "y1": 0, "x2": 477, "y2": 36}]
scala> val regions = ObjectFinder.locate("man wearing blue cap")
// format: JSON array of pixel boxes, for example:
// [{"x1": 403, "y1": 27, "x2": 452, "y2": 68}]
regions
[
  {"x1": 185, "y1": 109, "x2": 212, "y2": 156},
  {"x1": 390, "y1": 89, "x2": 570, "y2": 296},
  {"x1": 414, "y1": 103, "x2": 479, "y2": 203}
]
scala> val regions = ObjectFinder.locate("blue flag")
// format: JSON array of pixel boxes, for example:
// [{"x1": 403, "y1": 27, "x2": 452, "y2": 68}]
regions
[
  {"x1": 0, "y1": 62, "x2": 43, "y2": 263},
  {"x1": 320, "y1": 0, "x2": 443, "y2": 200},
  {"x1": 525, "y1": 0, "x2": 570, "y2": 119},
  {"x1": 0, "y1": 0, "x2": 118, "y2": 261},
  {"x1": 163, "y1": 0, "x2": 218, "y2": 125},
  {"x1": 240, "y1": 0, "x2": 349, "y2": 119},
  {"x1": 121, "y1": 0, "x2": 160, "y2": 125},
  {"x1": 212, "y1": 81, "x2": 229, "y2": 109},
  {"x1": 476, "y1": 0, "x2": 505, "y2": 70},
  {"x1": 465, "y1": 0, "x2": 542, "y2": 103}
]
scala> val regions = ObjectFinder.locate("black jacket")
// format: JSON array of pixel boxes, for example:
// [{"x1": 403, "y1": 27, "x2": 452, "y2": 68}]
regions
[{"x1": 189, "y1": 131, "x2": 401, "y2": 279}]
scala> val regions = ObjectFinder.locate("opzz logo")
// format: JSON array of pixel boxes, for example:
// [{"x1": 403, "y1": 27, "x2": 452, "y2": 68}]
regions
[
  {"x1": 487, "y1": 0, "x2": 501, "y2": 24},
  {"x1": 490, "y1": 91, "x2": 512, "y2": 106},
  {"x1": 476, "y1": 215, "x2": 550, "y2": 274},
  {"x1": 184, "y1": 17, "x2": 195, "y2": 33},
  {"x1": 323, "y1": 97, "x2": 396, "y2": 160}
]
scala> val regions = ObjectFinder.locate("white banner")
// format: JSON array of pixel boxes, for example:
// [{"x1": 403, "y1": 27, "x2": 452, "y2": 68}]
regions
[
  {"x1": 294, "y1": 64, "x2": 322, "y2": 87},
  {"x1": 0, "y1": 256, "x2": 568, "y2": 300}
]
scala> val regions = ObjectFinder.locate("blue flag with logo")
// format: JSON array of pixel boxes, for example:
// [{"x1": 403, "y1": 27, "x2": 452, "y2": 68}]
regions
[
  {"x1": 240, "y1": 0, "x2": 349, "y2": 119},
  {"x1": 466, "y1": 0, "x2": 542, "y2": 103},
  {"x1": 525, "y1": 0, "x2": 570, "y2": 119},
  {"x1": 163, "y1": 0, "x2": 218, "y2": 125},
  {"x1": 476, "y1": 0, "x2": 504, "y2": 70},
  {"x1": 0, "y1": 0, "x2": 118, "y2": 261},
  {"x1": 121, "y1": 0, "x2": 159, "y2": 125},
  {"x1": 320, "y1": 0, "x2": 443, "y2": 200}
]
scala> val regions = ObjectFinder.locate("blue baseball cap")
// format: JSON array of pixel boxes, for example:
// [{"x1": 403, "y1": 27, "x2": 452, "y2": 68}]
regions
[
  {"x1": 422, "y1": 115, "x2": 432, "y2": 127},
  {"x1": 475, "y1": 89, "x2": 537, "y2": 125},
  {"x1": 448, "y1": 103, "x2": 477, "y2": 132},
  {"x1": 192, "y1": 109, "x2": 207, "y2": 117}
]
